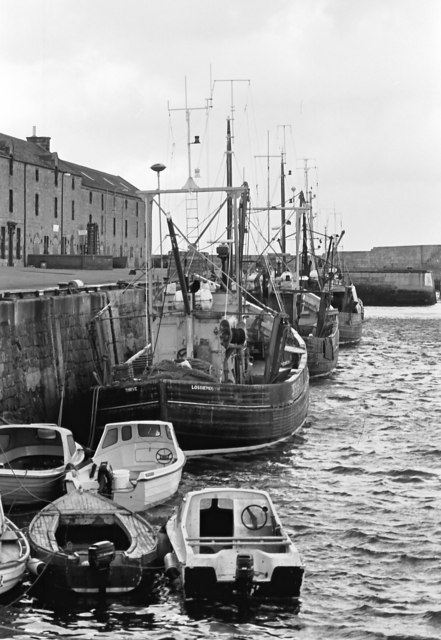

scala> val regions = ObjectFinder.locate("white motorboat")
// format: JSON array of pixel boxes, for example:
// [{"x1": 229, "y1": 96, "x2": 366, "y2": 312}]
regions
[
  {"x1": 65, "y1": 420, "x2": 185, "y2": 512},
  {"x1": 164, "y1": 487, "x2": 304, "y2": 600}
]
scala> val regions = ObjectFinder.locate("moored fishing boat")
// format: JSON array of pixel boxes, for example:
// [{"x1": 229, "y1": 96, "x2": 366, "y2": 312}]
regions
[
  {"x1": 163, "y1": 487, "x2": 304, "y2": 600},
  {"x1": 0, "y1": 423, "x2": 86, "y2": 507},
  {"x1": 331, "y1": 281, "x2": 364, "y2": 345},
  {"x1": 65, "y1": 420, "x2": 185, "y2": 512},
  {"x1": 87, "y1": 121, "x2": 309, "y2": 456},
  {"x1": 27, "y1": 489, "x2": 158, "y2": 595}
]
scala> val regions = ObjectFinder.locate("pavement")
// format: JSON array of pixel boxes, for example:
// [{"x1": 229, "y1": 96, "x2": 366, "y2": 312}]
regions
[{"x1": 0, "y1": 265, "x2": 139, "y2": 293}]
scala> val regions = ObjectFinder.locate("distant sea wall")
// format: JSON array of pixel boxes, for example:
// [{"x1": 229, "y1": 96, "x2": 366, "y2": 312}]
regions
[
  {"x1": 338, "y1": 245, "x2": 441, "y2": 289},
  {"x1": 0, "y1": 287, "x2": 146, "y2": 444}
]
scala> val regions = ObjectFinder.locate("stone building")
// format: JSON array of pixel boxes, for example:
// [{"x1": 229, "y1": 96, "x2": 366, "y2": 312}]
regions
[{"x1": 0, "y1": 129, "x2": 145, "y2": 269}]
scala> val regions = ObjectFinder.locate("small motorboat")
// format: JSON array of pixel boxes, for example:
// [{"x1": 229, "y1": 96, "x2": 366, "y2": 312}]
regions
[
  {"x1": 27, "y1": 489, "x2": 159, "y2": 595},
  {"x1": 164, "y1": 487, "x2": 304, "y2": 600},
  {"x1": 0, "y1": 424, "x2": 86, "y2": 507},
  {"x1": 64, "y1": 420, "x2": 185, "y2": 512},
  {"x1": 0, "y1": 495, "x2": 30, "y2": 595}
]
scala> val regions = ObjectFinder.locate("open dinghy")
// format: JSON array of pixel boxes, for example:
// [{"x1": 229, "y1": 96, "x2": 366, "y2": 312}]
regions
[
  {"x1": 27, "y1": 489, "x2": 158, "y2": 595},
  {"x1": 0, "y1": 424, "x2": 85, "y2": 506},
  {"x1": 164, "y1": 487, "x2": 304, "y2": 600}
]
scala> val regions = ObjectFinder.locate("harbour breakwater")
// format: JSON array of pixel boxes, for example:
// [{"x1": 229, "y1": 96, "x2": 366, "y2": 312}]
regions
[{"x1": 0, "y1": 286, "x2": 146, "y2": 443}]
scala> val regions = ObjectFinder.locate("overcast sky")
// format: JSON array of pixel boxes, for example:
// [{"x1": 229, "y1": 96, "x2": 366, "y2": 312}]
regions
[{"x1": 2, "y1": 0, "x2": 440, "y2": 253}]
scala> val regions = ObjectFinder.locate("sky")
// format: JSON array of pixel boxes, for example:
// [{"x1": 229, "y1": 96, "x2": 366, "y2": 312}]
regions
[{"x1": 2, "y1": 0, "x2": 441, "y2": 254}]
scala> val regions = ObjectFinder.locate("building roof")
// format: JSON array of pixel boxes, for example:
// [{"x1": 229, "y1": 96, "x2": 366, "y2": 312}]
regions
[
  {"x1": 59, "y1": 160, "x2": 139, "y2": 197},
  {"x1": 0, "y1": 131, "x2": 140, "y2": 198}
]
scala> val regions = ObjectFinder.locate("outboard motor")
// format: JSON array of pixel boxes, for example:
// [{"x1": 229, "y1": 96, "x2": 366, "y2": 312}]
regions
[
  {"x1": 88, "y1": 540, "x2": 115, "y2": 596},
  {"x1": 235, "y1": 554, "x2": 254, "y2": 597},
  {"x1": 88, "y1": 540, "x2": 115, "y2": 572}
]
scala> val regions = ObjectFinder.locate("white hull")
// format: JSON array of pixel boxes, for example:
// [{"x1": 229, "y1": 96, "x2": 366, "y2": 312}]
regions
[
  {"x1": 65, "y1": 420, "x2": 185, "y2": 512},
  {"x1": 0, "y1": 519, "x2": 30, "y2": 595},
  {"x1": 165, "y1": 487, "x2": 304, "y2": 599}
]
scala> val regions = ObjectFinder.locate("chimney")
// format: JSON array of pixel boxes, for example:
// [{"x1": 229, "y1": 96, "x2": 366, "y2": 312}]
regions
[{"x1": 27, "y1": 126, "x2": 51, "y2": 152}]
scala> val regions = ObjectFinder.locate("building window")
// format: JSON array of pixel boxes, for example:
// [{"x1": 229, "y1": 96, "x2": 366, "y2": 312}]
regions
[
  {"x1": 136, "y1": 202, "x2": 139, "y2": 216},
  {"x1": 113, "y1": 218, "x2": 116, "y2": 236},
  {"x1": 101, "y1": 193, "x2": 104, "y2": 210},
  {"x1": 55, "y1": 168, "x2": 59, "y2": 187},
  {"x1": 0, "y1": 227, "x2": 5, "y2": 259},
  {"x1": 16, "y1": 227, "x2": 21, "y2": 259},
  {"x1": 54, "y1": 197, "x2": 58, "y2": 218},
  {"x1": 136, "y1": 222, "x2": 138, "y2": 238},
  {"x1": 89, "y1": 191, "x2": 93, "y2": 204},
  {"x1": 101, "y1": 215, "x2": 104, "y2": 235},
  {"x1": 130, "y1": 246, "x2": 133, "y2": 258},
  {"x1": 35, "y1": 193, "x2": 39, "y2": 216},
  {"x1": 9, "y1": 190, "x2": 13, "y2": 213},
  {"x1": 72, "y1": 177, "x2": 75, "y2": 189},
  {"x1": 35, "y1": 168, "x2": 39, "y2": 181},
  {"x1": 71, "y1": 201, "x2": 75, "y2": 220},
  {"x1": 43, "y1": 235, "x2": 49, "y2": 255},
  {"x1": 9, "y1": 156, "x2": 13, "y2": 176},
  {"x1": 125, "y1": 199, "x2": 128, "y2": 209},
  {"x1": 125, "y1": 220, "x2": 128, "y2": 238}
]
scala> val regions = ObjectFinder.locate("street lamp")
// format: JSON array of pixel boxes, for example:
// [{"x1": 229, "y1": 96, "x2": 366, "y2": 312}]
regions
[{"x1": 150, "y1": 163, "x2": 166, "y2": 270}]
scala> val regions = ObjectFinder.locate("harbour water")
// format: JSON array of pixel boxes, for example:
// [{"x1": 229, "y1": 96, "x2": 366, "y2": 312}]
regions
[{"x1": 1, "y1": 304, "x2": 440, "y2": 639}]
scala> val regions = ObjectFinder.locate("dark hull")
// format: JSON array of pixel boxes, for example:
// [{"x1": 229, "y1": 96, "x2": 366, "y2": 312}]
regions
[
  {"x1": 352, "y1": 283, "x2": 437, "y2": 306},
  {"x1": 338, "y1": 311, "x2": 363, "y2": 345},
  {"x1": 184, "y1": 565, "x2": 304, "y2": 600},
  {"x1": 92, "y1": 369, "x2": 309, "y2": 455},
  {"x1": 304, "y1": 331, "x2": 339, "y2": 378}
]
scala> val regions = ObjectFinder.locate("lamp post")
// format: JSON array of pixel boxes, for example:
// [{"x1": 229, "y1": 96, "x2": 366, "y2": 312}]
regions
[{"x1": 150, "y1": 163, "x2": 166, "y2": 270}]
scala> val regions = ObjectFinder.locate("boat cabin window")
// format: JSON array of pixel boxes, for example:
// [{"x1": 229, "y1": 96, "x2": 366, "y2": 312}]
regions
[
  {"x1": 165, "y1": 424, "x2": 173, "y2": 440},
  {"x1": 137, "y1": 423, "x2": 161, "y2": 438},
  {"x1": 37, "y1": 428, "x2": 58, "y2": 441},
  {"x1": 67, "y1": 435, "x2": 77, "y2": 457},
  {"x1": 121, "y1": 424, "x2": 132, "y2": 441},
  {"x1": 101, "y1": 427, "x2": 119, "y2": 449}
]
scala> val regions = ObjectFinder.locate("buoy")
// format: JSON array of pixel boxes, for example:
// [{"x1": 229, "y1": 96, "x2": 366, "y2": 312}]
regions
[
  {"x1": 28, "y1": 557, "x2": 45, "y2": 576},
  {"x1": 164, "y1": 551, "x2": 180, "y2": 580}
]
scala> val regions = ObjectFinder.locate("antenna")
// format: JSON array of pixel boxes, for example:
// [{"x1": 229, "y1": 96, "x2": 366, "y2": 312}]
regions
[
  {"x1": 168, "y1": 77, "x2": 212, "y2": 246},
  {"x1": 211, "y1": 78, "x2": 250, "y2": 139},
  {"x1": 255, "y1": 131, "x2": 280, "y2": 242}
]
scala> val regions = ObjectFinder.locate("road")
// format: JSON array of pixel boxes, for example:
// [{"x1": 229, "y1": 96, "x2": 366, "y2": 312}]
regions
[{"x1": 0, "y1": 265, "x2": 142, "y2": 293}]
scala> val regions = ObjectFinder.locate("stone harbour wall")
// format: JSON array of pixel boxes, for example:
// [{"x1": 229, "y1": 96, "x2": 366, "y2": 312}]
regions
[{"x1": 0, "y1": 287, "x2": 147, "y2": 444}]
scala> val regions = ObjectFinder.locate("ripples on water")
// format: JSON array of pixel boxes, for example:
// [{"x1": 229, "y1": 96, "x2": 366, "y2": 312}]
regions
[{"x1": 1, "y1": 305, "x2": 441, "y2": 639}]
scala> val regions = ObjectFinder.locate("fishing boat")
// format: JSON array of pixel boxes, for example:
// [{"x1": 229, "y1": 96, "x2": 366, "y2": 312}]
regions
[
  {"x1": 163, "y1": 487, "x2": 304, "y2": 600},
  {"x1": 265, "y1": 271, "x2": 339, "y2": 378},
  {"x1": 87, "y1": 121, "x2": 309, "y2": 456},
  {"x1": 0, "y1": 496, "x2": 30, "y2": 595},
  {"x1": 0, "y1": 423, "x2": 86, "y2": 507},
  {"x1": 331, "y1": 281, "x2": 364, "y2": 345},
  {"x1": 246, "y1": 187, "x2": 339, "y2": 378},
  {"x1": 65, "y1": 420, "x2": 185, "y2": 512},
  {"x1": 27, "y1": 489, "x2": 158, "y2": 595}
]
